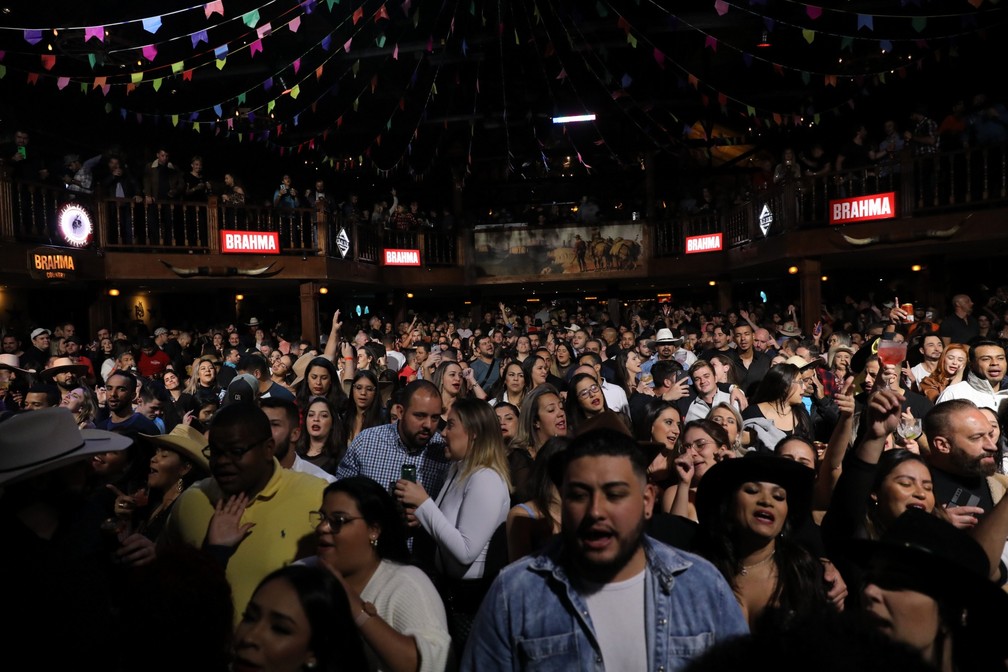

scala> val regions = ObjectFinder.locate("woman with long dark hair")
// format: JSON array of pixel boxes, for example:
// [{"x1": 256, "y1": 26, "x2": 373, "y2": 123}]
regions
[
  {"x1": 742, "y1": 363, "x2": 813, "y2": 451},
  {"x1": 490, "y1": 361, "x2": 528, "y2": 408},
  {"x1": 305, "y1": 477, "x2": 452, "y2": 672},
  {"x1": 695, "y1": 452, "x2": 828, "y2": 631},
  {"x1": 343, "y1": 370, "x2": 387, "y2": 445},
  {"x1": 564, "y1": 372, "x2": 607, "y2": 433},
  {"x1": 294, "y1": 356, "x2": 348, "y2": 416},
  {"x1": 662, "y1": 418, "x2": 729, "y2": 520},
  {"x1": 296, "y1": 396, "x2": 346, "y2": 475},
  {"x1": 520, "y1": 354, "x2": 550, "y2": 393},
  {"x1": 505, "y1": 437, "x2": 568, "y2": 561}
]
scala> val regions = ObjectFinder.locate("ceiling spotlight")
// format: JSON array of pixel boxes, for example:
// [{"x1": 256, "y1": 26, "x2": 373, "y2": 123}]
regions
[
  {"x1": 235, "y1": 293, "x2": 244, "y2": 301},
  {"x1": 788, "y1": 265, "x2": 799, "y2": 275},
  {"x1": 108, "y1": 288, "x2": 120, "y2": 297},
  {"x1": 319, "y1": 286, "x2": 329, "y2": 295},
  {"x1": 708, "y1": 280, "x2": 717, "y2": 286},
  {"x1": 911, "y1": 264, "x2": 923, "y2": 272},
  {"x1": 757, "y1": 31, "x2": 771, "y2": 48}
]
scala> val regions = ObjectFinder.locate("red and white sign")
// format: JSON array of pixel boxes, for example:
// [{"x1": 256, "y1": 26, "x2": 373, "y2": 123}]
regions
[
  {"x1": 829, "y1": 192, "x2": 896, "y2": 225},
  {"x1": 221, "y1": 230, "x2": 280, "y2": 254},
  {"x1": 685, "y1": 233, "x2": 723, "y2": 254},
  {"x1": 383, "y1": 248, "x2": 421, "y2": 266}
]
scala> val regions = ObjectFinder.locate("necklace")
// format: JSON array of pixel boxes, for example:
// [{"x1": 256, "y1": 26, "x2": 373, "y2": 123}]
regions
[{"x1": 740, "y1": 551, "x2": 775, "y2": 576}]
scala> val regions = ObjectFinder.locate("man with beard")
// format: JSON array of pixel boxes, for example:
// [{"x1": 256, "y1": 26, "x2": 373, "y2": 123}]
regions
[
  {"x1": 462, "y1": 428, "x2": 747, "y2": 670},
  {"x1": 923, "y1": 399, "x2": 1006, "y2": 527},
  {"x1": 39, "y1": 357, "x2": 89, "y2": 398},
  {"x1": 259, "y1": 397, "x2": 335, "y2": 483},
  {"x1": 335, "y1": 380, "x2": 449, "y2": 500},
  {"x1": 160, "y1": 402, "x2": 326, "y2": 620},
  {"x1": 95, "y1": 371, "x2": 159, "y2": 439},
  {"x1": 62, "y1": 335, "x2": 95, "y2": 384}
]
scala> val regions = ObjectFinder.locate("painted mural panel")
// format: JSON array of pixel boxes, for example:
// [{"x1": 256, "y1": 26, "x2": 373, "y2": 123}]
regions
[{"x1": 472, "y1": 222, "x2": 645, "y2": 278}]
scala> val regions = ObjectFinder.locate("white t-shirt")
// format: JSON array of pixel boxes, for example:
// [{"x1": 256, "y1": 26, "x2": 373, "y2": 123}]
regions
[
  {"x1": 911, "y1": 362, "x2": 933, "y2": 385},
  {"x1": 579, "y1": 569, "x2": 648, "y2": 670}
]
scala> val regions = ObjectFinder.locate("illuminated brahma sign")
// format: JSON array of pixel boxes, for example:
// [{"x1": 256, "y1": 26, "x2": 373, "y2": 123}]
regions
[{"x1": 57, "y1": 203, "x2": 93, "y2": 248}]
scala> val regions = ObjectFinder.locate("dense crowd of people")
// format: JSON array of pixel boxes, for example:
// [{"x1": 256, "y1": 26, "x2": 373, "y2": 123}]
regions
[{"x1": 4, "y1": 285, "x2": 1008, "y2": 671}]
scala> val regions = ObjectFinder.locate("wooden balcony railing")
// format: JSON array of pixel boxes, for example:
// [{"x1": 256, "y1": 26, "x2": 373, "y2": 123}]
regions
[{"x1": 2, "y1": 142, "x2": 1005, "y2": 269}]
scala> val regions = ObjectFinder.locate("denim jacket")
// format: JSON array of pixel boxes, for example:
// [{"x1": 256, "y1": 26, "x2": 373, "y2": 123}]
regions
[{"x1": 461, "y1": 535, "x2": 748, "y2": 671}]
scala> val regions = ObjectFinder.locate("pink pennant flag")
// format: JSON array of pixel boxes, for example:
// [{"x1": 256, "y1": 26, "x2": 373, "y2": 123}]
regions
[
  {"x1": 705, "y1": 35, "x2": 718, "y2": 52},
  {"x1": 142, "y1": 44, "x2": 158, "y2": 61},
  {"x1": 714, "y1": 0, "x2": 729, "y2": 16},
  {"x1": 101, "y1": 84, "x2": 111, "y2": 96},
  {"x1": 402, "y1": 0, "x2": 411, "y2": 14},
  {"x1": 654, "y1": 48, "x2": 665, "y2": 67},
  {"x1": 41, "y1": 54, "x2": 56, "y2": 70},
  {"x1": 249, "y1": 39, "x2": 263, "y2": 57},
  {"x1": 56, "y1": 76, "x2": 70, "y2": 89},
  {"x1": 426, "y1": 36, "x2": 433, "y2": 51},
  {"x1": 293, "y1": 58, "x2": 301, "y2": 73},
  {"x1": 344, "y1": 38, "x2": 352, "y2": 52},
  {"x1": 204, "y1": 0, "x2": 224, "y2": 18},
  {"x1": 289, "y1": 16, "x2": 301, "y2": 32},
  {"x1": 393, "y1": 43, "x2": 399, "y2": 59},
  {"x1": 85, "y1": 26, "x2": 104, "y2": 42},
  {"x1": 806, "y1": 5, "x2": 822, "y2": 19},
  {"x1": 257, "y1": 23, "x2": 272, "y2": 39},
  {"x1": 556, "y1": 68, "x2": 566, "y2": 79}
]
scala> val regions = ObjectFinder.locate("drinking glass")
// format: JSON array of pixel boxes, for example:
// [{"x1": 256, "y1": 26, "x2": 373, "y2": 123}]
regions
[
  {"x1": 897, "y1": 417, "x2": 922, "y2": 441},
  {"x1": 876, "y1": 340, "x2": 907, "y2": 390}
]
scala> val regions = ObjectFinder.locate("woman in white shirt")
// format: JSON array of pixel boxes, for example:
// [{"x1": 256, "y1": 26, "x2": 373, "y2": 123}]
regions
[{"x1": 395, "y1": 397, "x2": 511, "y2": 646}]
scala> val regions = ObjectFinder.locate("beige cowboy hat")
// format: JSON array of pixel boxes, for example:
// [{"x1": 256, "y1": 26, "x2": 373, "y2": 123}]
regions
[
  {"x1": 777, "y1": 320, "x2": 803, "y2": 338},
  {"x1": 0, "y1": 353, "x2": 32, "y2": 374},
  {"x1": 39, "y1": 356, "x2": 89, "y2": 380},
  {"x1": 139, "y1": 423, "x2": 210, "y2": 473},
  {"x1": 290, "y1": 352, "x2": 323, "y2": 388}
]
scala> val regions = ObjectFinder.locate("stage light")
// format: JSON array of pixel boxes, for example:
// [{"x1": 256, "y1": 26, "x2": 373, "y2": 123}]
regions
[{"x1": 552, "y1": 114, "x2": 596, "y2": 124}]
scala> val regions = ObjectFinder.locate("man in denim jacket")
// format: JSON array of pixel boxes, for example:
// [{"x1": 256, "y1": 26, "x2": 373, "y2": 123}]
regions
[{"x1": 462, "y1": 428, "x2": 748, "y2": 671}]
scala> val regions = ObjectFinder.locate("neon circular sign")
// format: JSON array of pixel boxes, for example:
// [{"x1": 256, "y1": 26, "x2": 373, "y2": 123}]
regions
[{"x1": 57, "y1": 203, "x2": 93, "y2": 248}]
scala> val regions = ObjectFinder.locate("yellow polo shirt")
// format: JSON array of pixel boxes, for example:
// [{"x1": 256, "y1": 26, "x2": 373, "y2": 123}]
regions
[{"x1": 161, "y1": 459, "x2": 327, "y2": 620}]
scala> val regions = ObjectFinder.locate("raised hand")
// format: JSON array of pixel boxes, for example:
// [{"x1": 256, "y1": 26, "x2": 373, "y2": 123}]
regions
[{"x1": 206, "y1": 494, "x2": 255, "y2": 548}]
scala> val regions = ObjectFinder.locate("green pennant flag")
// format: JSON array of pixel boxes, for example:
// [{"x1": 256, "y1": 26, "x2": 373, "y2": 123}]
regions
[
  {"x1": 912, "y1": 16, "x2": 926, "y2": 33},
  {"x1": 171, "y1": 61, "x2": 184, "y2": 74},
  {"x1": 243, "y1": 10, "x2": 260, "y2": 28},
  {"x1": 413, "y1": 9, "x2": 419, "y2": 27},
  {"x1": 172, "y1": 114, "x2": 179, "y2": 126},
  {"x1": 153, "y1": 77, "x2": 163, "y2": 91},
  {"x1": 840, "y1": 36, "x2": 853, "y2": 51},
  {"x1": 813, "y1": 113, "x2": 821, "y2": 124},
  {"x1": 105, "y1": 103, "x2": 113, "y2": 114},
  {"x1": 801, "y1": 71, "x2": 810, "y2": 84},
  {"x1": 377, "y1": 34, "x2": 386, "y2": 48},
  {"x1": 131, "y1": 72, "x2": 143, "y2": 84},
  {"x1": 470, "y1": 0, "x2": 475, "y2": 15},
  {"x1": 237, "y1": 92, "x2": 246, "y2": 104},
  {"x1": 353, "y1": 60, "x2": 360, "y2": 76},
  {"x1": 88, "y1": 53, "x2": 97, "y2": 69},
  {"x1": 267, "y1": 100, "x2": 276, "y2": 113},
  {"x1": 80, "y1": 83, "x2": 88, "y2": 93},
  {"x1": 0, "y1": 64, "x2": 5, "y2": 79},
  {"x1": 353, "y1": 98, "x2": 359, "y2": 111},
  {"x1": 747, "y1": 105, "x2": 756, "y2": 116},
  {"x1": 386, "y1": 119, "x2": 392, "y2": 130},
  {"x1": 290, "y1": 84, "x2": 300, "y2": 99},
  {"x1": 802, "y1": 29, "x2": 814, "y2": 44},
  {"x1": 216, "y1": 58, "x2": 226, "y2": 70},
  {"x1": 627, "y1": 34, "x2": 637, "y2": 48},
  {"x1": 194, "y1": 123, "x2": 201, "y2": 133},
  {"x1": 326, "y1": 0, "x2": 337, "y2": 9},
  {"x1": 596, "y1": 1, "x2": 607, "y2": 17}
]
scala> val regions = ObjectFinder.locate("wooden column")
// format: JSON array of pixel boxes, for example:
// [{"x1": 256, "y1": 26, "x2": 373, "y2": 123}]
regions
[
  {"x1": 717, "y1": 281, "x2": 732, "y2": 313},
  {"x1": 316, "y1": 210, "x2": 328, "y2": 256},
  {"x1": 207, "y1": 196, "x2": 220, "y2": 254},
  {"x1": 299, "y1": 282, "x2": 320, "y2": 342},
  {"x1": 798, "y1": 258, "x2": 822, "y2": 335}
]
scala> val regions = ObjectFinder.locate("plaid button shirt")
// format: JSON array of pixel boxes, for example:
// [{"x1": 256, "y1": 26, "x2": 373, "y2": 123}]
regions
[{"x1": 335, "y1": 421, "x2": 450, "y2": 497}]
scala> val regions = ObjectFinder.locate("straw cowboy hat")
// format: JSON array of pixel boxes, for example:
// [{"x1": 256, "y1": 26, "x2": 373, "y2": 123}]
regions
[
  {"x1": 139, "y1": 423, "x2": 210, "y2": 473},
  {"x1": 290, "y1": 352, "x2": 321, "y2": 388},
  {"x1": 777, "y1": 321, "x2": 803, "y2": 338},
  {"x1": 0, "y1": 408, "x2": 132, "y2": 486},
  {"x1": 39, "y1": 356, "x2": 89, "y2": 380},
  {"x1": 0, "y1": 353, "x2": 32, "y2": 374}
]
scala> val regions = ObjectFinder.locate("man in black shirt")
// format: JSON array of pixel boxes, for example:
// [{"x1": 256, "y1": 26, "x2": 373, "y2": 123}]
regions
[
  {"x1": 924, "y1": 399, "x2": 1005, "y2": 526},
  {"x1": 938, "y1": 294, "x2": 980, "y2": 346}
]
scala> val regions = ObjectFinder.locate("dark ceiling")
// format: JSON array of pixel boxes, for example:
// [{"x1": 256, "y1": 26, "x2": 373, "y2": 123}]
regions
[{"x1": 2, "y1": 0, "x2": 1005, "y2": 206}]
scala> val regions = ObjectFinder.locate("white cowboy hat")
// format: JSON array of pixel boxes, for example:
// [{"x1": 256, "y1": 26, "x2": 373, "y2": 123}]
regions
[
  {"x1": 39, "y1": 356, "x2": 89, "y2": 380},
  {"x1": 0, "y1": 353, "x2": 32, "y2": 374},
  {"x1": 0, "y1": 408, "x2": 132, "y2": 486},
  {"x1": 654, "y1": 328, "x2": 683, "y2": 345}
]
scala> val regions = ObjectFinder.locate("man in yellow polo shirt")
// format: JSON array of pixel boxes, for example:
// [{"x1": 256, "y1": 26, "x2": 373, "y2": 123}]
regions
[{"x1": 160, "y1": 402, "x2": 326, "y2": 619}]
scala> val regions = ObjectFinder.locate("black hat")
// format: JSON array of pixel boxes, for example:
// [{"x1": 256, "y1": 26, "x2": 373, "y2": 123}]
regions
[
  {"x1": 848, "y1": 508, "x2": 1008, "y2": 633},
  {"x1": 695, "y1": 452, "x2": 815, "y2": 526}
]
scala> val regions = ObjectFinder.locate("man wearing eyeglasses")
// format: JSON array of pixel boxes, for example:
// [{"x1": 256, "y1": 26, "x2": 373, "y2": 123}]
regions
[{"x1": 160, "y1": 402, "x2": 327, "y2": 621}]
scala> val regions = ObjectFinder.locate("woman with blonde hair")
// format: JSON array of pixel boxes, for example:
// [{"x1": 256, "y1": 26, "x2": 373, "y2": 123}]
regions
[
  {"x1": 395, "y1": 397, "x2": 512, "y2": 647},
  {"x1": 184, "y1": 355, "x2": 222, "y2": 406},
  {"x1": 59, "y1": 385, "x2": 99, "y2": 428},
  {"x1": 919, "y1": 343, "x2": 969, "y2": 402}
]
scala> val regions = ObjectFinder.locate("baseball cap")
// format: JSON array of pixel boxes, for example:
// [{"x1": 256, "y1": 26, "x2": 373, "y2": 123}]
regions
[
  {"x1": 225, "y1": 373, "x2": 258, "y2": 406},
  {"x1": 154, "y1": 327, "x2": 168, "y2": 336},
  {"x1": 30, "y1": 327, "x2": 51, "y2": 340}
]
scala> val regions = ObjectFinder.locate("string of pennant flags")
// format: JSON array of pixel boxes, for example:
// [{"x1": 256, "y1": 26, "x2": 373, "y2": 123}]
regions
[{"x1": 0, "y1": 0, "x2": 1000, "y2": 177}]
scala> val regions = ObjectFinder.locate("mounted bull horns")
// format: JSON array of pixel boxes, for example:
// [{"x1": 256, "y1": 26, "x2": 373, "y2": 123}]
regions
[
  {"x1": 840, "y1": 220, "x2": 964, "y2": 248},
  {"x1": 159, "y1": 260, "x2": 283, "y2": 277}
]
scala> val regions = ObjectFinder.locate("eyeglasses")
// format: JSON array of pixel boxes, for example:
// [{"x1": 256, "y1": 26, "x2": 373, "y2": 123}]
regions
[
  {"x1": 353, "y1": 385, "x2": 377, "y2": 393},
  {"x1": 678, "y1": 438, "x2": 712, "y2": 454},
  {"x1": 577, "y1": 384, "x2": 601, "y2": 399},
  {"x1": 309, "y1": 511, "x2": 363, "y2": 533},
  {"x1": 203, "y1": 438, "x2": 266, "y2": 461}
]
